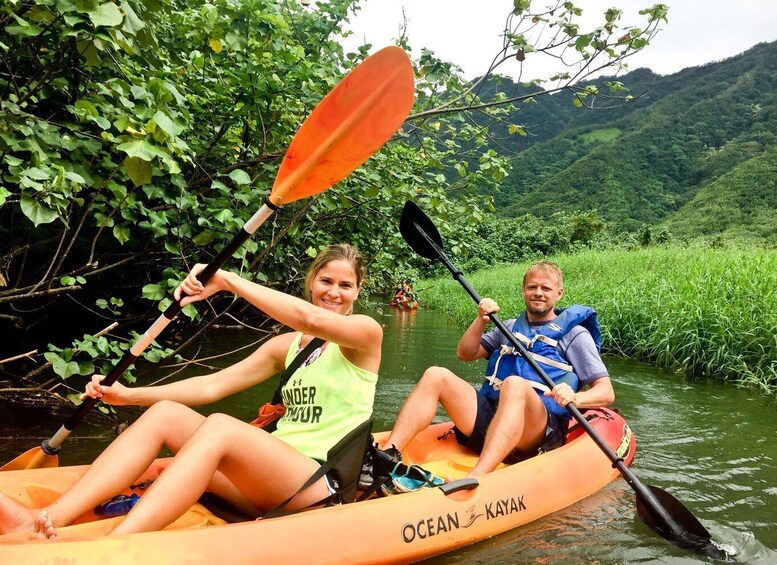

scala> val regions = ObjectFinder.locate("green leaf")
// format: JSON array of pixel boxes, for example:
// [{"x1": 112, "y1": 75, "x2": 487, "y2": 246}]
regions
[
  {"x1": 113, "y1": 224, "x2": 131, "y2": 244},
  {"x1": 6, "y1": 14, "x2": 43, "y2": 37},
  {"x1": 228, "y1": 169, "x2": 251, "y2": 186},
  {"x1": 120, "y1": 0, "x2": 145, "y2": 32},
  {"x1": 192, "y1": 230, "x2": 215, "y2": 246},
  {"x1": 123, "y1": 155, "x2": 152, "y2": 186},
  {"x1": 74, "y1": 99, "x2": 98, "y2": 117},
  {"x1": 0, "y1": 187, "x2": 10, "y2": 207},
  {"x1": 60, "y1": 276, "x2": 77, "y2": 286},
  {"x1": 64, "y1": 171, "x2": 86, "y2": 183},
  {"x1": 88, "y1": 2, "x2": 123, "y2": 27},
  {"x1": 214, "y1": 209, "x2": 233, "y2": 223},
  {"x1": 21, "y1": 167, "x2": 51, "y2": 181},
  {"x1": 44, "y1": 352, "x2": 61, "y2": 364},
  {"x1": 117, "y1": 139, "x2": 162, "y2": 161},
  {"x1": 52, "y1": 358, "x2": 81, "y2": 379},
  {"x1": 507, "y1": 124, "x2": 528, "y2": 137},
  {"x1": 77, "y1": 40, "x2": 102, "y2": 66},
  {"x1": 151, "y1": 110, "x2": 184, "y2": 137},
  {"x1": 182, "y1": 303, "x2": 198, "y2": 320},
  {"x1": 143, "y1": 349, "x2": 163, "y2": 363},
  {"x1": 142, "y1": 283, "x2": 165, "y2": 301},
  {"x1": 20, "y1": 196, "x2": 59, "y2": 226}
]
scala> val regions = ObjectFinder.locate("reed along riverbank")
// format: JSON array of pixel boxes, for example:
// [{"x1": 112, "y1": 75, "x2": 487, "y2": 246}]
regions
[{"x1": 418, "y1": 246, "x2": 776, "y2": 393}]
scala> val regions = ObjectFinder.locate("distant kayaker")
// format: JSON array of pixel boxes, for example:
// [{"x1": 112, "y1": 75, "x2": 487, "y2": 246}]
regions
[
  {"x1": 0, "y1": 244, "x2": 381, "y2": 538},
  {"x1": 389, "y1": 279, "x2": 418, "y2": 310},
  {"x1": 379, "y1": 261, "x2": 614, "y2": 477}
]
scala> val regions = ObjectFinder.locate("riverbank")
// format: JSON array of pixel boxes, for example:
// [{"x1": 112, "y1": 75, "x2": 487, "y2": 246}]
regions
[{"x1": 418, "y1": 246, "x2": 777, "y2": 393}]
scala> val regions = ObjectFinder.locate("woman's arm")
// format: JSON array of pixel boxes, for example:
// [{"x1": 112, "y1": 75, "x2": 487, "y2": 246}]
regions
[
  {"x1": 83, "y1": 333, "x2": 292, "y2": 407},
  {"x1": 176, "y1": 267, "x2": 382, "y2": 362}
]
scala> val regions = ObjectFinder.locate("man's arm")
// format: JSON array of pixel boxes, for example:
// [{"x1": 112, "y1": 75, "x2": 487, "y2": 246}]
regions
[
  {"x1": 553, "y1": 326, "x2": 615, "y2": 408},
  {"x1": 570, "y1": 376, "x2": 615, "y2": 408},
  {"x1": 456, "y1": 298, "x2": 500, "y2": 361}
]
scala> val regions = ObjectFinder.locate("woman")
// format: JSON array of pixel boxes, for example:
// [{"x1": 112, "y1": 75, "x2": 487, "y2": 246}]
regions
[{"x1": 0, "y1": 244, "x2": 381, "y2": 539}]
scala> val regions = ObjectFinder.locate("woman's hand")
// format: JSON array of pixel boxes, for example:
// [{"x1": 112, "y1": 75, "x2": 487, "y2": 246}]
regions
[
  {"x1": 173, "y1": 264, "x2": 229, "y2": 307},
  {"x1": 80, "y1": 374, "x2": 131, "y2": 406}
]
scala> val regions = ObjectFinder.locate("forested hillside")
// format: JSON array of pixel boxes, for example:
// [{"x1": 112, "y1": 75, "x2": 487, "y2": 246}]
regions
[{"x1": 485, "y1": 40, "x2": 777, "y2": 243}]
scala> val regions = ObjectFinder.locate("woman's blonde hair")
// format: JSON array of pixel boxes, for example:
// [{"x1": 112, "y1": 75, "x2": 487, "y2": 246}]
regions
[{"x1": 303, "y1": 244, "x2": 366, "y2": 303}]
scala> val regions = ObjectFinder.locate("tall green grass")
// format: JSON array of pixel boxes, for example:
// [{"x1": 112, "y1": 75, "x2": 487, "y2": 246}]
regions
[{"x1": 419, "y1": 247, "x2": 777, "y2": 393}]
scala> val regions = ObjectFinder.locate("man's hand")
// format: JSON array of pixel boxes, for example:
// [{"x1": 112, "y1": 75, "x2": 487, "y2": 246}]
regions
[
  {"x1": 477, "y1": 298, "x2": 500, "y2": 322},
  {"x1": 545, "y1": 382, "x2": 576, "y2": 407}
]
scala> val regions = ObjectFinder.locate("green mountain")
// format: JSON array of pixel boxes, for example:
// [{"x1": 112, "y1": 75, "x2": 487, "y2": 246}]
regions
[{"x1": 484, "y1": 41, "x2": 777, "y2": 243}]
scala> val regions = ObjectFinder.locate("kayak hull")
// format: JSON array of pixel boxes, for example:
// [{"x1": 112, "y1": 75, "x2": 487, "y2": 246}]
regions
[{"x1": 0, "y1": 408, "x2": 635, "y2": 564}]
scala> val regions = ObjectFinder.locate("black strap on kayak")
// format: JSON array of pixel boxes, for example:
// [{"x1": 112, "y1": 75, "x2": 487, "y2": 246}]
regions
[
  {"x1": 270, "y1": 337, "x2": 325, "y2": 404},
  {"x1": 262, "y1": 418, "x2": 373, "y2": 520},
  {"x1": 564, "y1": 408, "x2": 610, "y2": 436}
]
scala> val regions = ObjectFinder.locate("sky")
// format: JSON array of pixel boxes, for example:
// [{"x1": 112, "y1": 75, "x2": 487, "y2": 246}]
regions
[{"x1": 340, "y1": 1, "x2": 777, "y2": 80}]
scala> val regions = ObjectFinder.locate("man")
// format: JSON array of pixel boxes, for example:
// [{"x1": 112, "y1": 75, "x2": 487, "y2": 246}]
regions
[{"x1": 382, "y1": 261, "x2": 614, "y2": 477}]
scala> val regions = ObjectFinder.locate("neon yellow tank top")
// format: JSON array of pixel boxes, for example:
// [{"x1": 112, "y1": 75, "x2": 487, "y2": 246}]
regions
[{"x1": 271, "y1": 333, "x2": 378, "y2": 461}]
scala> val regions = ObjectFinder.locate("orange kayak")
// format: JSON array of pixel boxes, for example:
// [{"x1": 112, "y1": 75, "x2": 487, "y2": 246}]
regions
[
  {"x1": 0, "y1": 408, "x2": 634, "y2": 564},
  {"x1": 389, "y1": 298, "x2": 419, "y2": 310}
]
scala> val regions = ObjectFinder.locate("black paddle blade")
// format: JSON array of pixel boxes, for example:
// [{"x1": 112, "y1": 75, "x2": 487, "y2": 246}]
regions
[
  {"x1": 399, "y1": 201, "x2": 444, "y2": 260},
  {"x1": 637, "y1": 485, "x2": 730, "y2": 559}
]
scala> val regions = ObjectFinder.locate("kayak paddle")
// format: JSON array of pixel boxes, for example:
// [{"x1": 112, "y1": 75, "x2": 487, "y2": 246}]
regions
[
  {"x1": 1, "y1": 46, "x2": 414, "y2": 472},
  {"x1": 398, "y1": 200, "x2": 729, "y2": 559}
]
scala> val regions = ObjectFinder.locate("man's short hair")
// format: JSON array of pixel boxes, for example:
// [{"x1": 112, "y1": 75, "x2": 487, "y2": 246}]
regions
[{"x1": 522, "y1": 261, "x2": 563, "y2": 287}]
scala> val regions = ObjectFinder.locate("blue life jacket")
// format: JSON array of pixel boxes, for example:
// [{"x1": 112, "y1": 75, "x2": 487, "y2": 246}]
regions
[{"x1": 481, "y1": 305, "x2": 601, "y2": 419}]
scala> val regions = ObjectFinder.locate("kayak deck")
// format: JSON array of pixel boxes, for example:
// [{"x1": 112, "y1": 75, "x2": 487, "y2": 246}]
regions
[{"x1": 0, "y1": 409, "x2": 635, "y2": 564}]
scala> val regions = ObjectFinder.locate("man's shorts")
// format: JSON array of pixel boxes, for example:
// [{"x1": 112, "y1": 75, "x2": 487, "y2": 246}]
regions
[{"x1": 452, "y1": 390, "x2": 567, "y2": 463}]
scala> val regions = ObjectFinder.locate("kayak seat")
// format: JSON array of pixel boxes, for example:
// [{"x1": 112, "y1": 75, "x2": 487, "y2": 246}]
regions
[
  {"x1": 199, "y1": 419, "x2": 374, "y2": 523},
  {"x1": 325, "y1": 418, "x2": 374, "y2": 505},
  {"x1": 262, "y1": 418, "x2": 373, "y2": 519}
]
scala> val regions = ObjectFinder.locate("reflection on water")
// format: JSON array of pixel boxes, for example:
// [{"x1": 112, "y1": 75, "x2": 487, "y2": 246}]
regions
[{"x1": 1, "y1": 302, "x2": 775, "y2": 562}]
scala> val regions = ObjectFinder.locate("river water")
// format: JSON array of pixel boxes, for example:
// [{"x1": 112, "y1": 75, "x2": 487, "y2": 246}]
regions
[{"x1": 2, "y1": 303, "x2": 776, "y2": 563}]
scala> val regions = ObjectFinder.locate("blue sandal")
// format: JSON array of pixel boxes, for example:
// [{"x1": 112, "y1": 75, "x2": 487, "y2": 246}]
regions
[{"x1": 381, "y1": 462, "x2": 444, "y2": 495}]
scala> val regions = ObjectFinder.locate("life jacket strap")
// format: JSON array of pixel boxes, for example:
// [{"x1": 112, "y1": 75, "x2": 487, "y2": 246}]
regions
[
  {"x1": 510, "y1": 331, "x2": 559, "y2": 349},
  {"x1": 484, "y1": 374, "x2": 551, "y2": 394},
  {"x1": 496, "y1": 344, "x2": 573, "y2": 373},
  {"x1": 529, "y1": 352, "x2": 572, "y2": 372}
]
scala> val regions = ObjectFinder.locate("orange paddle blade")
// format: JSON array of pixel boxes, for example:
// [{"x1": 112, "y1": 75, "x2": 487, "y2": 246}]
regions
[
  {"x1": 0, "y1": 447, "x2": 58, "y2": 471},
  {"x1": 269, "y1": 46, "x2": 414, "y2": 206}
]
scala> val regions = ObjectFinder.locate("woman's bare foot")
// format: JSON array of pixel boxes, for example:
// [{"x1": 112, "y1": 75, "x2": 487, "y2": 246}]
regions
[
  {"x1": 31, "y1": 510, "x2": 57, "y2": 540},
  {"x1": 0, "y1": 492, "x2": 37, "y2": 536}
]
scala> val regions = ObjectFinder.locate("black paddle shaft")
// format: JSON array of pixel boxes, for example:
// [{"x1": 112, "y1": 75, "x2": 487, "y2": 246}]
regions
[
  {"x1": 56, "y1": 217, "x2": 259, "y2": 438},
  {"x1": 403, "y1": 212, "x2": 721, "y2": 553}
]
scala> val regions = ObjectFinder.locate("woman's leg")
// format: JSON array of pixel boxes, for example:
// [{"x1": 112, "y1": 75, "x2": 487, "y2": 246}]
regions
[
  {"x1": 111, "y1": 413, "x2": 328, "y2": 535},
  {"x1": 0, "y1": 400, "x2": 206, "y2": 536}
]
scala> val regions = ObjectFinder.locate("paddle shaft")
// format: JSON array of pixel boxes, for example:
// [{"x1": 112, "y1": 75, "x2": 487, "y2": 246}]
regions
[
  {"x1": 42, "y1": 201, "x2": 278, "y2": 454},
  {"x1": 412, "y1": 226, "x2": 690, "y2": 541},
  {"x1": 6, "y1": 45, "x2": 414, "y2": 470}
]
